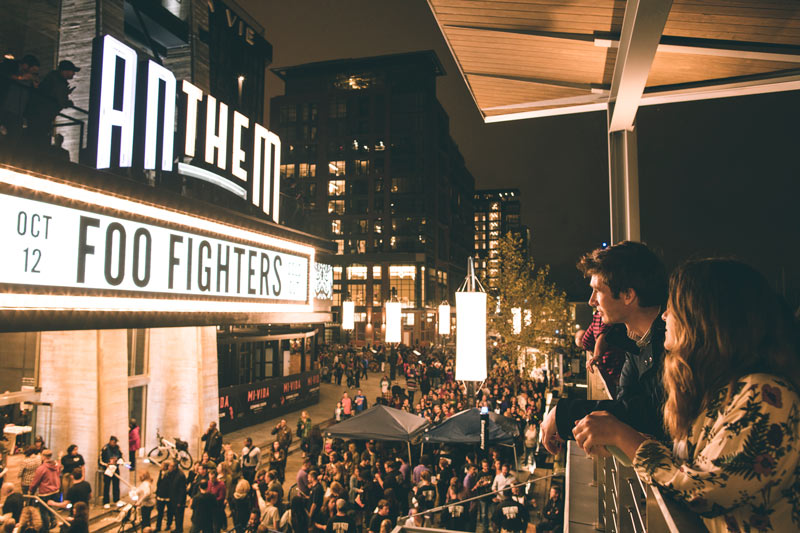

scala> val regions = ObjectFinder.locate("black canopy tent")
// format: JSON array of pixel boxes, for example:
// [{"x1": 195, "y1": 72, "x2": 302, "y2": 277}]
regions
[
  {"x1": 422, "y1": 408, "x2": 521, "y2": 466},
  {"x1": 325, "y1": 405, "x2": 430, "y2": 463}
]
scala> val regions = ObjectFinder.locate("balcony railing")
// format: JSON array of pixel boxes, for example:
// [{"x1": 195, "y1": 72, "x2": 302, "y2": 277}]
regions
[{"x1": 565, "y1": 353, "x2": 708, "y2": 532}]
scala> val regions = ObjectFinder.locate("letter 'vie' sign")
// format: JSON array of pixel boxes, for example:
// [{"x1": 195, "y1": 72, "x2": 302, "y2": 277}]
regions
[{"x1": 87, "y1": 34, "x2": 281, "y2": 222}]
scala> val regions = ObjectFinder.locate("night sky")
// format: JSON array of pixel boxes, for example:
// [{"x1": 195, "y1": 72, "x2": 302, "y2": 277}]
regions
[{"x1": 241, "y1": 0, "x2": 800, "y2": 306}]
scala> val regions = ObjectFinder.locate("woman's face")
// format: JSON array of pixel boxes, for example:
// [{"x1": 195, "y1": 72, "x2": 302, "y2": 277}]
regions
[{"x1": 662, "y1": 306, "x2": 679, "y2": 352}]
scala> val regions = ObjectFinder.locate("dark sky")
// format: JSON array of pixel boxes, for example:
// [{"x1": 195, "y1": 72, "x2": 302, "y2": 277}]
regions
[{"x1": 241, "y1": 0, "x2": 800, "y2": 305}]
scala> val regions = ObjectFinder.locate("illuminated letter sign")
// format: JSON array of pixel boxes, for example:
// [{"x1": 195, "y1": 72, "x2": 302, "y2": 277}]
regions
[
  {"x1": 0, "y1": 168, "x2": 313, "y2": 314},
  {"x1": 88, "y1": 35, "x2": 281, "y2": 222}
]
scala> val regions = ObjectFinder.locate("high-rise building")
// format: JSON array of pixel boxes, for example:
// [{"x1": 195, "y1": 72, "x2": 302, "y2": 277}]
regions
[
  {"x1": 473, "y1": 188, "x2": 531, "y2": 290},
  {"x1": 271, "y1": 51, "x2": 475, "y2": 345}
]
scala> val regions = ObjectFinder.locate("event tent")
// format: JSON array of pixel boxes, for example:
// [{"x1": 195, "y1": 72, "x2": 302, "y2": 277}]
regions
[
  {"x1": 423, "y1": 408, "x2": 520, "y2": 444},
  {"x1": 325, "y1": 404, "x2": 430, "y2": 443}
]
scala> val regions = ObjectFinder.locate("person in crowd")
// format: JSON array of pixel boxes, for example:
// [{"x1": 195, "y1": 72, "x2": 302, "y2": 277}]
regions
[
  {"x1": 442, "y1": 477, "x2": 467, "y2": 531},
  {"x1": 368, "y1": 500, "x2": 392, "y2": 533},
  {"x1": 572, "y1": 258, "x2": 800, "y2": 532},
  {"x1": 18, "y1": 447, "x2": 41, "y2": 494},
  {"x1": 190, "y1": 482, "x2": 215, "y2": 533},
  {"x1": 155, "y1": 461, "x2": 173, "y2": 531},
  {"x1": 131, "y1": 471, "x2": 155, "y2": 527},
  {"x1": 207, "y1": 468, "x2": 226, "y2": 533},
  {"x1": 272, "y1": 419, "x2": 293, "y2": 451},
  {"x1": 129, "y1": 419, "x2": 140, "y2": 470},
  {"x1": 1, "y1": 483, "x2": 23, "y2": 521},
  {"x1": 542, "y1": 241, "x2": 668, "y2": 453},
  {"x1": 58, "y1": 468, "x2": 91, "y2": 508},
  {"x1": 308, "y1": 470, "x2": 325, "y2": 523},
  {"x1": 0, "y1": 54, "x2": 39, "y2": 143},
  {"x1": 354, "y1": 390, "x2": 367, "y2": 413},
  {"x1": 405, "y1": 366, "x2": 418, "y2": 404},
  {"x1": 25, "y1": 60, "x2": 79, "y2": 147},
  {"x1": 325, "y1": 498, "x2": 355, "y2": 533},
  {"x1": 167, "y1": 460, "x2": 187, "y2": 533},
  {"x1": 491, "y1": 488, "x2": 529, "y2": 533},
  {"x1": 202, "y1": 422, "x2": 223, "y2": 462},
  {"x1": 268, "y1": 441, "x2": 286, "y2": 484},
  {"x1": 231, "y1": 478, "x2": 252, "y2": 533},
  {"x1": 536, "y1": 486, "x2": 563, "y2": 532},
  {"x1": 99, "y1": 435, "x2": 123, "y2": 507},
  {"x1": 240, "y1": 437, "x2": 260, "y2": 483},
  {"x1": 297, "y1": 411, "x2": 312, "y2": 451},
  {"x1": 29, "y1": 448, "x2": 60, "y2": 524},
  {"x1": 341, "y1": 392, "x2": 353, "y2": 419},
  {"x1": 59, "y1": 444, "x2": 85, "y2": 496},
  {"x1": 66, "y1": 501, "x2": 89, "y2": 533},
  {"x1": 17, "y1": 505, "x2": 42, "y2": 533}
]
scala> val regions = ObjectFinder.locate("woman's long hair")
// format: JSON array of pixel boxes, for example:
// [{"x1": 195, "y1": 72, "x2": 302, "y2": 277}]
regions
[{"x1": 663, "y1": 259, "x2": 800, "y2": 440}]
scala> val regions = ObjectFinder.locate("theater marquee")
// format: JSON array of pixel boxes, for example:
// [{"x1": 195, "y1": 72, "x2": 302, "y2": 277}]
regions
[{"x1": 0, "y1": 167, "x2": 314, "y2": 314}]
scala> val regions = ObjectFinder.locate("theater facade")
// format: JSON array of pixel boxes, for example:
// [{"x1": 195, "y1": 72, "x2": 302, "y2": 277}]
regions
[{"x1": 0, "y1": 0, "x2": 332, "y2": 491}]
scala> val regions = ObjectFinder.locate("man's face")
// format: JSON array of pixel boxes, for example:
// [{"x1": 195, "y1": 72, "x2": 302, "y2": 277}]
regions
[
  {"x1": 501, "y1": 465, "x2": 509, "y2": 475},
  {"x1": 589, "y1": 275, "x2": 629, "y2": 324},
  {"x1": 109, "y1": 438, "x2": 117, "y2": 446},
  {"x1": 61, "y1": 69, "x2": 75, "y2": 80}
]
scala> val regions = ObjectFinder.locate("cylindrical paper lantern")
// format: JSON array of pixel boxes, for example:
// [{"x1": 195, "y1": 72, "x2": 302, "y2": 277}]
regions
[
  {"x1": 342, "y1": 301, "x2": 355, "y2": 330},
  {"x1": 385, "y1": 301, "x2": 402, "y2": 343},
  {"x1": 438, "y1": 303, "x2": 450, "y2": 335},
  {"x1": 455, "y1": 291, "x2": 487, "y2": 381}
]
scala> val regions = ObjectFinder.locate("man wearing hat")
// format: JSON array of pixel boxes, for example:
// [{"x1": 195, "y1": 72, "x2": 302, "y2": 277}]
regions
[{"x1": 25, "y1": 59, "x2": 79, "y2": 147}]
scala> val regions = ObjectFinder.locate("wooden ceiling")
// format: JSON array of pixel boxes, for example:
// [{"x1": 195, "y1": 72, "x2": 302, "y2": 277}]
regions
[{"x1": 427, "y1": 0, "x2": 800, "y2": 125}]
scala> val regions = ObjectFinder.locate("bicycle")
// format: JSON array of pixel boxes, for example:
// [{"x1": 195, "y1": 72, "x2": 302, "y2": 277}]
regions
[{"x1": 146, "y1": 430, "x2": 193, "y2": 471}]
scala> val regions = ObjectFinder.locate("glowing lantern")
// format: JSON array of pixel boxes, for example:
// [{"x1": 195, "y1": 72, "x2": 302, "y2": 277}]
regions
[
  {"x1": 512, "y1": 307, "x2": 522, "y2": 335},
  {"x1": 342, "y1": 300, "x2": 355, "y2": 331},
  {"x1": 438, "y1": 302, "x2": 450, "y2": 335},
  {"x1": 455, "y1": 258, "x2": 487, "y2": 381},
  {"x1": 385, "y1": 288, "x2": 401, "y2": 343}
]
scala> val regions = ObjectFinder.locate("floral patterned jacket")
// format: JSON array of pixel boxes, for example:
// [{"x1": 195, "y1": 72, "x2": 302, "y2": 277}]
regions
[{"x1": 632, "y1": 373, "x2": 800, "y2": 533}]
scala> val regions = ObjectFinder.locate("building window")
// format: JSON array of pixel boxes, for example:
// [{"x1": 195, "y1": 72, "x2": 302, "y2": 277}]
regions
[
  {"x1": 335, "y1": 239, "x2": 345, "y2": 254},
  {"x1": 347, "y1": 265, "x2": 368, "y2": 280},
  {"x1": 328, "y1": 160, "x2": 346, "y2": 176},
  {"x1": 389, "y1": 265, "x2": 416, "y2": 307},
  {"x1": 349, "y1": 284, "x2": 366, "y2": 305},
  {"x1": 127, "y1": 329, "x2": 148, "y2": 376},
  {"x1": 374, "y1": 219, "x2": 382, "y2": 234},
  {"x1": 328, "y1": 180, "x2": 346, "y2": 196},
  {"x1": 299, "y1": 163, "x2": 316, "y2": 178},
  {"x1": 373, "y1": 265, "x2": 382, "y2": 280},
  {"x1": 489, "y1": 212, "x2": 500, "y2": 221},
  {"x1": 374, "y1": 178, "x2": 383, "y2": 193},
  {"x1": 354, "y1": 159, "x2": 370, "y2": 176},
  {"x1": 329, "y1": 97, "x2": 347, "y2": 118},
  {"x1": 328, "y1": 200, "x2": 345, "y2": 215},
  {"x1": 371, "y1": 282, "x2": 382, "y2": 306},
  {"x1": 280, "y1": 164, "x2": 296, "y2": 179},
  {"x1": 357, "y1": 219, "x2": 369, "y2": 233},
  {"x1": 331, "y1": 219, "x2": 342, "y2": 235},
  {"x1": 356, "y1": 240, "x2": 366, "y2": 253}
]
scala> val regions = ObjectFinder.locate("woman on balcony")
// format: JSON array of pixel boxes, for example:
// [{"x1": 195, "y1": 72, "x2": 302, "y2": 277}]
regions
[{"x1": 572, "y1": 258, "x2": 800, "y2": 533}]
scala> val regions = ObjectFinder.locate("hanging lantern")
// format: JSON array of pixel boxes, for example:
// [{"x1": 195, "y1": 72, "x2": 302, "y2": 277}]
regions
[
  {"x1": 455, "y1": 258, "x2": 487, "y2": 381},
  {"x1": 438, "y1": 302, "x2": 450, "y2": 335},
  {"x1": 512, "y1": 307, "x2": 522, "y2": 335},
  {"x1": 385, "y1": 288, "x2": 401, "y2": 343},
  {"x1": 342, "y1": 300, "x2": 355, "y2": 331}
]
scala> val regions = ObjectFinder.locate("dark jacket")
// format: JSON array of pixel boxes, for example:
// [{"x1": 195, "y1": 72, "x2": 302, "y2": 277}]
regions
[
  {"x1": 555, "y1": 316, "x2": 667, "y2": 442},
  {"x1": 202, "y1": 429, "x2": 223, "y2": 459},
  {"x1": 169, "y1": 468, "x2": 187, "y2": 504}
]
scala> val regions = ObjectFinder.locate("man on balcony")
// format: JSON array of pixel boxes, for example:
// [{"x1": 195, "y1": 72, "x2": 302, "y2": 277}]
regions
[{"x1": 541, "y1": 241, "x2": 668, "y2": 453}]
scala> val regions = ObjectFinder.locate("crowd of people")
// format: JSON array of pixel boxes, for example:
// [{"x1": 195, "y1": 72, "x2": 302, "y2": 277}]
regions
[
  {"x1": 2, "y1": 240, "x2": 799, "y2": 533},
  {"x1": 0, "y1": 53, "x2": 80, "y2": 159}
]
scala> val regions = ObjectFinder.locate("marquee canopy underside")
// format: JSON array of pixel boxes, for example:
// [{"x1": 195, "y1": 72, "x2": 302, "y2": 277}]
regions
[{"x1": 427, "y1": 0, "x2": 800, "y2": 126}]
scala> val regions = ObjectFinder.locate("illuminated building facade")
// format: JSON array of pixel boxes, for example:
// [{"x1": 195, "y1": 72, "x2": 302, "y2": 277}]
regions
[
  {"x1": 0, "y1": 0, "x2": 333, "y2": 495},
  {"x1": 270, "y1": 52, "x2": 475, "y2": 346},
  {"x1": 473, "y1": 188, "x2": 531, "y2": 290}
]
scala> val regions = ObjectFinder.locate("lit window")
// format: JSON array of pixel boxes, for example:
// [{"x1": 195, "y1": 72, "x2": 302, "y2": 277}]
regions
[
  {"x1": 372, "y1": 265, "x2": 382, "y2": 280},
  {"x1": 356, "y1": 240, "x2": 366, "y2": 253},
  {"x1": 298, "y1": 163, "x2": 316, "y2": 178},
  {"x1": 280, "y1": 164, "x2": 296, "y2": 179},
  {"x1": 489, "y1": 212, "x2": 500, "y2": 221},
  {"x1": 331, "y1": 219, "x2": 342, "y2": 235},
  {"x1": 354, "y1": 159, "x2": 370, "y2": 176},
  {"x1": 328, "y1": 200, "x2": 345, "y2": 215},
  {"x1": 374, "y1": 219, "x2": 383, "y2": 234},
  {"x1": 389, "y1": 265, "x2": 416, "y2": 307},
  {"x1": 347, "y1": 265, "x2": 368, "y2": 280},
  {"x1": 328, "y1": 180, "x2": 345, "y2": 196},
  {"x1": 333, "y1": 266, "x2": 342, "y2": 280},
  {"x1": 335, "y1": 240, "x2": 344, "y2": 254},
  {"x1": 328, "y1": 160, "x2": 346, "y2": 176}
]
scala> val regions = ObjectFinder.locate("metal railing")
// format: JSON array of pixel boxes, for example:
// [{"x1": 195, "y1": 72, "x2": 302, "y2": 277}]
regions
[{"x1": 22, "y1": 494, "x2": 71, "y2": 527}]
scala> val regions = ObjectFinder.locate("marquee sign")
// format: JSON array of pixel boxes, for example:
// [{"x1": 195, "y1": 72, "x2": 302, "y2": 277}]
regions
[
  {"x1": 87, "y1": 34, "x2": 281, "y2": 221},
  {"x1": 0, "y1": 167, "x2": 313, "y2": 314}
]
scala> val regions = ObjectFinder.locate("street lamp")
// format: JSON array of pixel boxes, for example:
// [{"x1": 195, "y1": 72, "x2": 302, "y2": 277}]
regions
[
  {"x1": 455, "y1": 257, "x2": 487, "y2": 382},
  {"x1": 385, "y1": 287, "x2": 401, "y2": 343}
]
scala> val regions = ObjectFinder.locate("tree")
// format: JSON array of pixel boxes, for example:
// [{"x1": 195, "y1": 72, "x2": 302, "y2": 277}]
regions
[{"x1": 486, "y1": 232, "x2": 572, "y2": 373}]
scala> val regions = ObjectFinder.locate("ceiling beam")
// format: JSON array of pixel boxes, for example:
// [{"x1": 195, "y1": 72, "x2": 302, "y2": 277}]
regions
[
  {"x1": 639, "y1": 72, "x2": 800, "y2": 107},
  {"x1": 465, "y1": 72, "x2": 607, "y2": 92},
  {"x1": 608, "y1": 0, "x2": 674, "y2": 132}
]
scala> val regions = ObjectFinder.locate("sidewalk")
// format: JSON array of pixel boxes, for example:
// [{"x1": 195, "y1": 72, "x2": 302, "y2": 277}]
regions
[{"x1": 221, "y1": 367, "x2": 390, "y2": 492}]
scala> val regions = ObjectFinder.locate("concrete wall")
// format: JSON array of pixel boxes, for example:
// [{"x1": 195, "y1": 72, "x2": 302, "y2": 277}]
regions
[{"x1": 33, "y1": 326, "x2": 219, "y2": 495}]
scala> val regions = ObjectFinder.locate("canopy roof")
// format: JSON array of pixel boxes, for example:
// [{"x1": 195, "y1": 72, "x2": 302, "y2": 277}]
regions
[
  {"x1": 427, "y1": 0, "x2": 800, "y2": 128},
  {"x1": 423, "y1": 408, "x2": 520, "y2": 444},
  {"x1": 325, "y1": 405, "x2": 430, "y2": 442}
]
